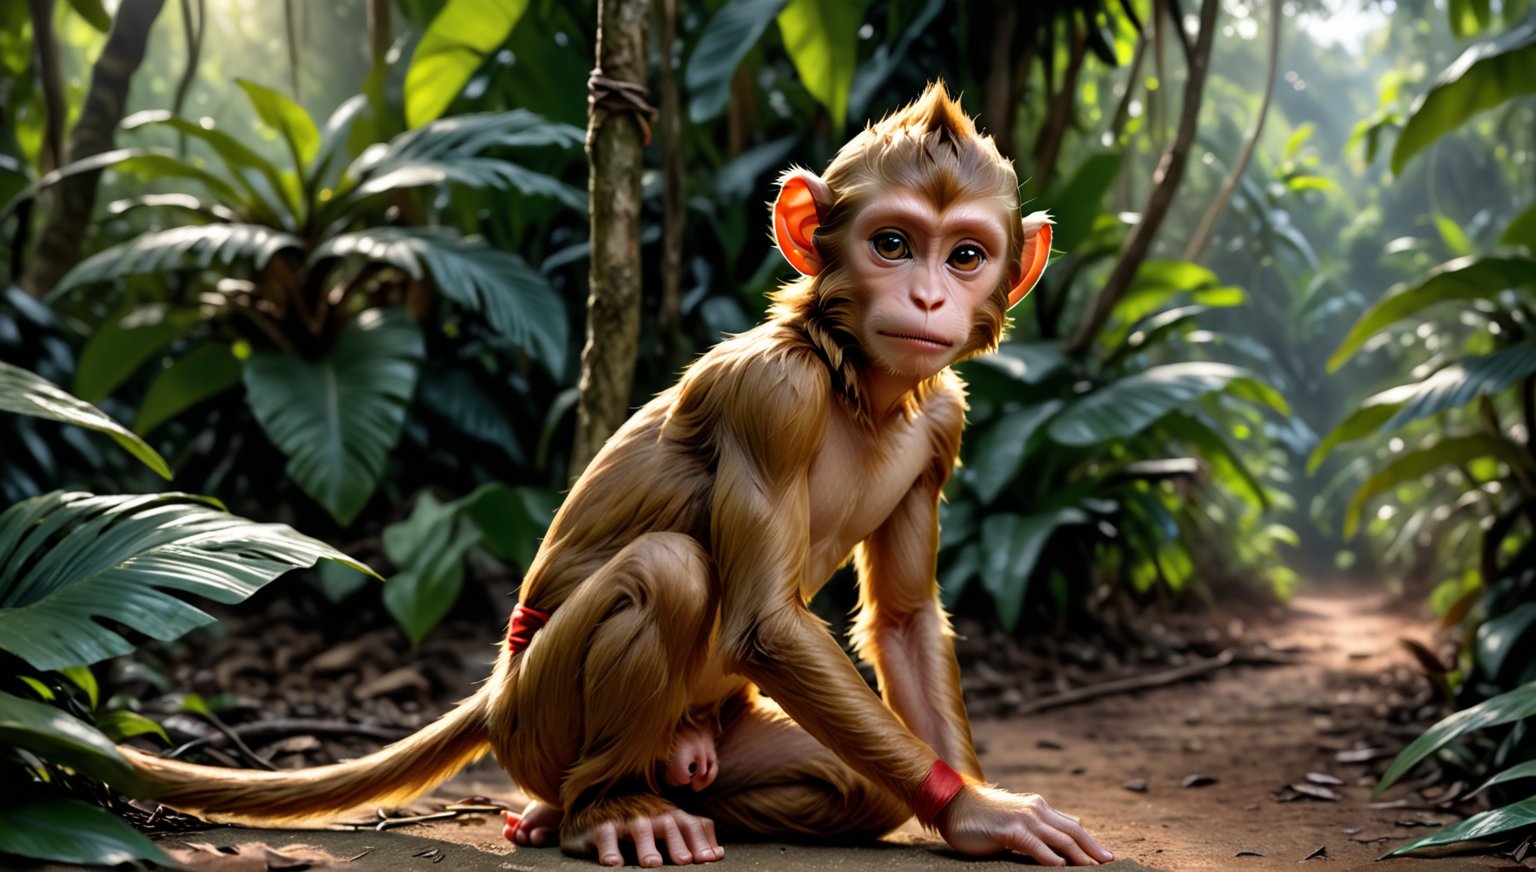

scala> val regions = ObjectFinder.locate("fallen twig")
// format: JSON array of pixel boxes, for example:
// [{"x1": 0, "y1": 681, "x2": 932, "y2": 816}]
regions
[{"x1": 1012, "y1": 649, "x2": 1239, "y2": 715}]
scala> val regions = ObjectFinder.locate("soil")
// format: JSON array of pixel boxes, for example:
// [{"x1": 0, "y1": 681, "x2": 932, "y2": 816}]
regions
[{"x1": 97, "y1": 583, "x2": 1536, "y2": 871}]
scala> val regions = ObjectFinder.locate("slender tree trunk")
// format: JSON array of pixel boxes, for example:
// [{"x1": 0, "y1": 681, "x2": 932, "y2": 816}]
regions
[
  {"x1": 656, "y1": 0, "x2": 685, "y2": 368},
  {"x1": 21, "y1": 0, "x2": 166, "y2": 298},
  {"x1": 1183, "y1": 0, "x2": 1280, "y2": 262},
  {"x1": 1066, "y1": 0, "x2": 1219, "y2": 354},
  {"x1": 983, "y1": 1, "x2": 1019, "y2": 159},
  {"x1": 570, "y1": 0, "x2": 648, "y2": 482},
  {"x1": 27, "y1": 0, "x2": 65, "y2": 175},
  {"x1": 367, "y1": 0, "x2": 391, "y2": 70},
  {"x1": 1032, "y1": 21, "x2": 1088, "y2": 194}
]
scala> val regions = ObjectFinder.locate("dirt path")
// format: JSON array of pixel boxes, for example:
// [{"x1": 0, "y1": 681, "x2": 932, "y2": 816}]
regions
[{"x1": 145, "y1": 585, "x2": 1532, "y2": 871}]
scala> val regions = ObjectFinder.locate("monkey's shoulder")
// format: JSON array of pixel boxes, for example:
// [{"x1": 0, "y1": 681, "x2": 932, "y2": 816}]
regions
[{"x1": 662, "y1": 324, "x2": 834, "y2": 442}]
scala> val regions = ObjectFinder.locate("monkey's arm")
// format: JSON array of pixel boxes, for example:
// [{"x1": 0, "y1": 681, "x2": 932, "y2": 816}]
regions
[{"x1": 850, "y1": 476, "x2": 982, "y2": 780}]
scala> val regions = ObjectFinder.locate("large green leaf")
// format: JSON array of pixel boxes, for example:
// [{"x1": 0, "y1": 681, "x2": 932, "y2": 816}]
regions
[
  {"x1": 74, "y1": 304, "x2": 200, "y2": 404},
  {"x1": 964, "y1": 401, "x2": 1063, "y2": 504},
  {"x1": 776, "y1": 0, "x2": 871, "y2": 129},
  {"x1": 244, "y1": 310, "x2": 424, "y2": 526},
  {"x1": 1103, "y1": 260, "x2": 1246, "y2": 349},
  {"x1": 1501, "y1": 201, "x2": 1536, "y2": 251},
  {"x1": 1046, "y1": 151, "x2": 1123, "y2": 251},
  {"x1": 686, "y1": 0, "x2": 789, "y2": 123},
  {"x1": 0, "y1": 799, "x2": 169, "y2": 866},
  {"x1": 0, "y1": 691, "x2": 143, "y2": 791},
  {"x1": 1160, "y1": 413, "x2": 1269, "y2": 510},
  {"x1": 1477, "y1": 602, "x2": 1536, "y2": 681},
  {"x1": 1307, "y1": 384, "x2": 1420, "y2": 473},
  {"x1": 313, "y1": 228, "x2": 566, "y2": 375},
  {"x1": 1392, "y1": 18, "x2": 1536, "y2": 174},
  {"x1": 461, "y1": 482, "x2": 559, "y2": 568},
  {"x1": 0, "y1": 362, "x2": 170, "y2": 479},
  {"x1": 1328, "y1": 257, "x2": 1536, "y2": 370},
  {"x1": 1049, "y1": 363, "x2": 1288, "y2": 446},
  {"x1": 1387, "y1": 795, "x2": 1536, "y2": 856},
  {"x1": 50, "y1": 224, "x2": 305, "y2": 299},
  {"x1": 1384, "y1": 344, "x2": 1536, "y2": 430},
  {"x1": 122, "y1": 109, "x2": 293, "y2": 220},
  {"x1": 1375, "y1": 681, "x2": 1536, "y2": 822},
  {"x1": 0, "y1": 492, "x2": 371, "y2": 670},
  {"x1": 135, "y1": 342, "x2": 244, "y2": 436},
  {"x1": 381, "y1": 493, "x2": 482, "y2": 644},
  {"x1": 236, "y1": 78, "x2": 321, "y2": 171},
  {"x1": 1345, "y1": 434, "x2": 1534, "y2": 538},
  {"x1": 404, "y1": 0, "x2": 531, "y2": 128},
  {"x1": 980, "y1": 508, "x2": 1088, "y2": 632}
]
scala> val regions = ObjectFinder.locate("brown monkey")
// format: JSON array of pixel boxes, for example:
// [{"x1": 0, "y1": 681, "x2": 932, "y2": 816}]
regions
[{"x1": 121, "y1": 82, "x2": 1109, "y2": 867}]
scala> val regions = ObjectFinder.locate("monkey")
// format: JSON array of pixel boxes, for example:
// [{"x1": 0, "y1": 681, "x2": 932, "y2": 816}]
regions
[{"x1": 119, "y1": 82, "x2": 1112, "y2": 868}]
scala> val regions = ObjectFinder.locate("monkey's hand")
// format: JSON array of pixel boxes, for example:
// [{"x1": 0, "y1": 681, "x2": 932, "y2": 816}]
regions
[
  {"x1": 936, "y1": 784, "x2": 1114, "y2": 867},
  {"x1": 561, "y1": 799, "x2": 723, "y2": 867}
]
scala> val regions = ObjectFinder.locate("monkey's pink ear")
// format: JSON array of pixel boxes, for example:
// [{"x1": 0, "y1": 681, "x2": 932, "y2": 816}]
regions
[
  {"x1": 773, "y1": 172, "x2": 829, "y2": 276},
  {"x1": 1008, "y1": 213, "x2": 1053, "y2": 309}
]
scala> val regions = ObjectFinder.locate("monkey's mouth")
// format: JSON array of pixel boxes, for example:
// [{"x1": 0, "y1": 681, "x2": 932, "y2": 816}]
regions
[{"x1": 879, "y1": 330, "x2": 953, "y2": 349}]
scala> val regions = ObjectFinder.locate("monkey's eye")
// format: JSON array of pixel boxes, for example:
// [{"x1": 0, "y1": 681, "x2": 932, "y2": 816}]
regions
[
  {"x1": 949, "y1": 245, "x2": 985, "y2": 272},
  {"x1": 871, "y1": 233, "x2": 911, "y2": 261}
]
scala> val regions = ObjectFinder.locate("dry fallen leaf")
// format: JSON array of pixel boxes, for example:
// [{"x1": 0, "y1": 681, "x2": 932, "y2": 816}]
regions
[
  {"x1": 1303, "y1": 845, "x2": 1327, "y2": 861},
  {"x1": 1182, "y1": 774, "x2": 1217, "y2": 788},
  {"x1": 1305, "y1": 772, "x2": 1343, "y2": 786},
  {"x1": 1122, "y1": 778, "x2": 1149, "y2": 793},
  {"x1": 1289, "y1": 783, "x2": 1340, "y2": 801}
]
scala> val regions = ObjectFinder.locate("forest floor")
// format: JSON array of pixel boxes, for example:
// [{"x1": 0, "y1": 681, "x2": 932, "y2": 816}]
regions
[{"x1": 124, "y1": 583, "x2": 1536, "y2": 872}]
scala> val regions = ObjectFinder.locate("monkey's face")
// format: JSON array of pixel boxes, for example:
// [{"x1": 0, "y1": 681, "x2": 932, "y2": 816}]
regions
[{"x1": 845, "y1": 188, "x2": 1011, "y2": 378}]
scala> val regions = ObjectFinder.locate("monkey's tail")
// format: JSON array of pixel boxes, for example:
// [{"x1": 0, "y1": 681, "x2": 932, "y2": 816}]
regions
[{"x1": 119, "y1": 684, "x2": 493, "y2": 825}]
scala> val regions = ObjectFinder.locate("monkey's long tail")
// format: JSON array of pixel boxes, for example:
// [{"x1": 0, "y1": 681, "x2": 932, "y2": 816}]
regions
[{"x1": 118, "y1": 684, "x2": 492, "y2": 825}]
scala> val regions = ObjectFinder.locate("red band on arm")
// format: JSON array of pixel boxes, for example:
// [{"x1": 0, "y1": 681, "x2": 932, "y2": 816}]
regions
[
  {"x1": 914, "y1": 759, "x2": 966, "y2": 828},
  {"x1": 507, "y1": 603, "x2": 552, "y2": 654}
]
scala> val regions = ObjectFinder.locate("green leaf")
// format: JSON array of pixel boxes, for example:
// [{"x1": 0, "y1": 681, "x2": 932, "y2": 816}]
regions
[
  {"x1": 0, "y1": 691, "x2": 142, "y2": 791},
  {"x1": 0, "y1": 361, "x2": 171, "y2": 479},
  {"x1": 980, "y1": 508, "x2": 1088, "y2": 632},
  {"x1": 244, "y1": 310, "x2": 424, "y2": 526},
  {"x1": 686, "y1": 0, "x2": 789, "y2": 123},
  {"x1": 0, "y1": 799, "x2": 169, "y2": 866},
  {"x1": 123, "y1": 109, "x2": 294, "y2": 220},
  {"x1": 236, "y1": 78, "x2": 321, "y2": 170},
  {"x1": 62, "y1": 0, "x2": 111, "y2": 31},
  {"x1": 94, "y1": 709, "x2": 170, "y2": 745},
  {"x1": 1046, "y1": 152, "x2": 1122, "y2": 251},
  {"x1": 1161, "y1": 413, "x2": 1269, "y2": 510},
  {"x1": 1383, "y1": 344, "x2": 1536, "y2": 431},
  {"x1": 1345, "y1": 434, "x2": 1534, "y2": 538},
  {"x1": 383, "y1": 493, "x2": 462, "y2": 569},
  {"x1": 461, "y1": 483, "x2": 560, "y2": 568},
  {"x1": 405, "y1": 0, "x2": 531, "y2": 128},
  {"x1": 1435, "y1": 215, "x2": 1476, "y2": 258},
  {"x1": 1307, "y1": 383, "x2": 1419, "y2": 473},
  {"x1": 964, "y1": 401, "x2": 1063, "y2": 504},
  {"x1": 1500, "y1": 201, "x2": 1536, "y2": 252},
  {"x1": 1386, "y1": 795, "x2": 1536, "y2": 856},
  {"x1": 1328, "y1": 257, "x2": 1536, "y2": 371},
  {"x1": 51, "y1": 224, "x2": 305, "y2": 299},
  {"x1": 313, "y1": 228, "x2": 566, "y2": 376},
  {"x1": 1105, "y1": 304, "x2": 1212, "y2": 367},
  {"x1": 1049, "y1": 363, "x2": 1288, "y2": 446},
  {"x1": 1470, "y1": 760, "x2": 1536, "y2": 797},
  {"x1": 60, "y1": 665, "x2": 97, "y2": 709},
  {"x1": 382, "y1": 494, "x2": 482, "y2": 644},
  {"x1": 776, "y1": 0, "x2": 871, "y2": 129},
  {"x1": 1392, "y1": 18, "x2": 1536, "y2": 174},
  {"x1": 135, "y1": 341, "x2": 244, "y2": 436},
  {"x1": 74, "y1": 304, "x2": 200, "y2": 404},
  {"x1": 314, "y1": 560, "x2": 373, "y2": 603},
  {"x1": 1476, "y1": 602, "x2": 1536, "y2": 681},
  {"x1": 0, "y1": 492, "x2": 373, "y2": 670}
]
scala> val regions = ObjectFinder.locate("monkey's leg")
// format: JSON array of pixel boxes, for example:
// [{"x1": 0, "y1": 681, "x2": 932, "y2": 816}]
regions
[
  {"x1": 682, "y1": 696, "x2": 909, "y2": 840},
  {"x1": 494, "y1": 532, "x2": 723, "y2": 865}
]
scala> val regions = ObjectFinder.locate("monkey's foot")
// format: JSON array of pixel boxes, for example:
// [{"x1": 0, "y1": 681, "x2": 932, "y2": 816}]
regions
[
  {"x1": 504, "y1": 801, "x2": 563, "y2": 847},
  {"x1": 562, "y1": 795, "x2": 723, "y2": 867}
]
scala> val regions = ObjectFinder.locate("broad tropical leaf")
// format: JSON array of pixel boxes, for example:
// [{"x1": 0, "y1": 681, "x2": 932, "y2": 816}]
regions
[
  {"x1": 1386, "y1": 795, "x2": 1536, "y2": 856},
  {"x1": 980, "y1": 508, "x2": 1088, "y2": 632},
  {"x1": 50, "y1": 225, "x2": 304, "y2": 298},
  {"x1": 686, "y1": 0, "x2": 789, "y2": 122},
  {"x1": 1161, "y1": 413, "x2": 1269, "y2": 509},
  {"x1": 967, "y1": 341, "x2": 1073, "y2": 386},
  {"x1": 405, "y1": 0, "x2": 532, "y2": 128},
  {"x1": 1103, "y1": 260, "x2": 1246, "y2": 349},
  {"x1": 1308, "y1": 384, "x2": 1419, "y2": 473},
  {"x1": 348, "y1": 156, "x2": 584, "y2": 212},
  {"x1": 1477, "y1": 602, "x2": 1536, "y2": 680},
  {"x1": 74, "y1": 304, "x2": 200, "y2": 404},
  {"x1": 0, "y1": 492, "x2": 371, "y2": 670},
  {"x1": 135, "y1": 342, "x2": 244, "y2": 436},
  {"x1": 1470, "y1": 760, "x2": 1536, "y2": 797},
  {"x1": 1049, "y1": 363, "x2": 1288, "y2": 446},
  {"x1": 1383, "y1": 344, "x2": 1536, "y2": 431},
  {"x1": 0, "y1": 691, "x2": 143, "y2": 791},
  {"x1": 312, "y1": 228, "x2": 566, "y2": 374},
  {"x1": 1047, "y1": 152, "x2": 1123, "y2": 251},
  {"x1": 0, "y1": 799, "x2": 169, "y2": 866},
  {"x1": 0, "y1": 362, "x2": 170, "y2": 479},
  {"x1": 244, "y1": 309, "x2": 424, "y2": 526},
  {"x1": 1345, "y1": 434, "x2": 1534, "y2": 538},
  {"x1": 1106, "y1": 305, "x2": 1212, "y2": 367},
  {"x1": 381, "y1": 493, "x2": 482, "y2": 644},
  {"x1": 776, "y1": 0, "x2": 871, "y2": 129},
  {"x1": 1392, "y1": 18, "x2": 1536, "y2": 174},
  {"x1": 964, "y1": 401, "x2": 1063, "y2": 504},
  {"x1": 1329, "y1": 257, "x2": 1536, "y2": 370},
  {"x1": 122, "y1": 110, "x2": 292, "y2": 220},
  {"x1": 461, "y1": 482, "x2": 559, "y2": 568},
  {"x1": 236, "y1": 78, "x2": 321, "y2": 170}
]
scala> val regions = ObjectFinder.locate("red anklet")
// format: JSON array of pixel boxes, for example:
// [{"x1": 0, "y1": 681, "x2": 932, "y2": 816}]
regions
[
  {"x1": 507, "y1": 603, "x2": 551, "y2": 654},
  {"x1": 914, "y1": 759, "x2": 965, "y2": 828}
]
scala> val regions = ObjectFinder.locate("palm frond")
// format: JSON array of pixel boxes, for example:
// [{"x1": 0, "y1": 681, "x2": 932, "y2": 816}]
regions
[
  {"x1": 50, "y1": 225, "x2": 303, "y2": 299},
  {"x1": 0, "y1": 362, "x2": 169, "y2": 479}
]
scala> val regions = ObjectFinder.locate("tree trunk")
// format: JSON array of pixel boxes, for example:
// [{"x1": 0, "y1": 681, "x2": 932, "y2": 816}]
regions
[
  {"x1": 1031, "y1": 21, "x2": 1088, "y2": 195},
  {"x1": 27, "y1": 0, "x2": 65, "y2": 175},
  {"x1": 656, "y1": 0, "x2": 685, "y2": 368},
  {"x1": 1183, "y1": 0, "x2": 1280, "y2": 262},
  {"x1": 20, "y1": 0, "x2": 166, "y2": 298},
  {"x1": 367, "y1": 0, "x2": 390, "y2": 70},
  {"x1": 570, "y1": 0, "x2": 648, "y2": 483},
  {"x1": 982, "y1": 1, "x2": 1019, "y2": 160},
  {"x1": 1065, "y1": 0, "x2": 1219, "y2": 354}
]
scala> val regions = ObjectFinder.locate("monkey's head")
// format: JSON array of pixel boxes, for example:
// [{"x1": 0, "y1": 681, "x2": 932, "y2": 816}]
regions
[{"x1": 770, "y1": 81, "x2": 1051, "y2": 381}]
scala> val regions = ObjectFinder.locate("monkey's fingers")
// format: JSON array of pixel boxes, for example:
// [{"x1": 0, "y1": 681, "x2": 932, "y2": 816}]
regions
[
  {"x1": 630, "y1": 816, "x2": 663, "y2": 867},
  {"x1": 1004, "y1": 827, "x2": 1067, "y2": 867},
  {"x1": 1041, "y1": 808, "x2": 1113, "y2": 865},
  {"x1": 592, "y1": 821, "x2": 624, "y2": 867}
]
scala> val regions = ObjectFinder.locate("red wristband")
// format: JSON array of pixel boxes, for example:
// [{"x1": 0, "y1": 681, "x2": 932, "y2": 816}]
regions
[
  {"x1": 914, "y1": 759, "x2": 965, "y2": 828},
  {"x1": 507, "y1": 603, "x2": 551, "y2": 654}
]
